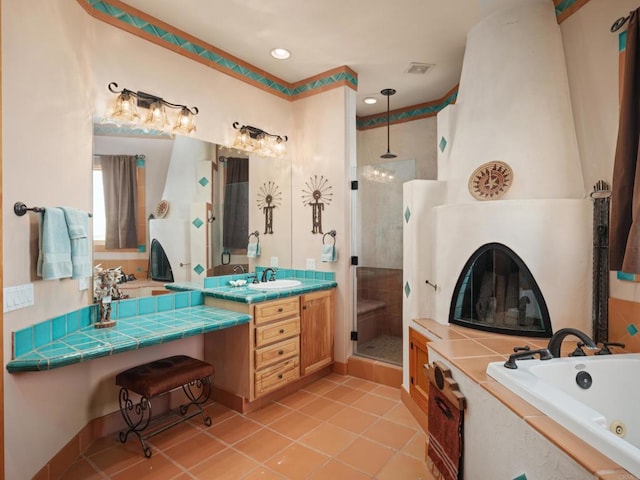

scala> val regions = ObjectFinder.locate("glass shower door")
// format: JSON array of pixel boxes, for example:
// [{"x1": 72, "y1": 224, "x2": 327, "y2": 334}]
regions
[{"x1": 353, "y1": 159, "x2": 415, "y2": 365}]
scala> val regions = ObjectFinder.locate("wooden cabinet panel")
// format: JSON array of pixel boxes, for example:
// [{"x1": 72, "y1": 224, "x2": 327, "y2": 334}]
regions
[
  {"x1": 255, "y1": 318, "x2": 300, "y2": 347},
  {"x1": 409, "y1": 327, "x2": 430, "y2": 413},
  {"x1": 300, "y1": 290, "x2": 334, "y2": 376},
  {"x1": 254, "y1": 297, "x2": 300, "y2": 325},
  {"x1": 255, "y1": 336, "x2": 300, "y2": 369},
  {"x1": 255, "y1": 357, "x2": 300, "y2": 397}
]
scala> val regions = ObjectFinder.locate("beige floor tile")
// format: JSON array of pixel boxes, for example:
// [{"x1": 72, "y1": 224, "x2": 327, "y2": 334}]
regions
[
  {"x1": 322, "y1": 384, "x2": 367, "y2": 404},
  {"x1": 328, "y1": 406, "x2": 378, "y2": 433},
  {"x1": 363, "y1": 418, "x2": 416, "y2": 449},
  {"x1": 384, "y1": 402, "x2": 421, "y2": 430},
  {"x1": 307, "y1": 459, "x2": 371, "y2": 480},
  {"x1": 276, "y1": 389, "x2": 318, "y2": 409},
  {"x1": 163, "y1": 432, "x2": 226, "y2": 469},
  {"x1": 350, "y1": 392, "x2": 398, "y2": 416},
  {"x1": 402, "y1": 431, "x2": 428, "y2": 460},
  {"x1": 246, "y1": 402, "x2": 292, "y2": 425},
  {"x1": 343, "y1": 377, "x2": 379, "y2": 392},
  {"x1": 269, "y1": 410, "x2": 323, "y2": 439},
  {"x1": 207, "y1": 414, "x2": 262, "y2": 445},
  {"x1": 299, "y1": 423, "x2": 357, "y2": 456},
  {"x1": 265, "y1": 443, "x2": 330, "y2": 480},
  {"x1": 303, "y1": 377, "x2": 341, "y2": 395},
  {"x1": 375, "y1": 451, "x2": 435, "y2": 480},
  {"x1": 299, "y1": 396, "x2": 347, "y2": 420},
  {"x1": 336, "y1": 437, "x2": 395, "y2": 476},
  {"x1": 370, "y1": 384, "x2": 401, "y2": 400},
  {"x1": 189, "y1": 448, "x2": 259, "y2": 479},
  {"x1": 233, "y1": 428, "x2": 292, "y2": 463}
]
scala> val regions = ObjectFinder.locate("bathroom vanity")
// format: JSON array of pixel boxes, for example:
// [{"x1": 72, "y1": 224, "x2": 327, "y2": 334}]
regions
[
  {"x1": 204, "y1": 288, "x2": 335, "y2": 412},
  {"x1": 203, "y1": 288, "x2": 335, "y2": 412}
]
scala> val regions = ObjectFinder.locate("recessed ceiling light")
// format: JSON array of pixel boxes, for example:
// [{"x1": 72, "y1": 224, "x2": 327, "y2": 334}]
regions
[
  {"x1": 363, "y1": 97, "x2": 377, "y2": 105},
  {"x1": 270, "y1": 48, "x2": 291, "y2": 60}
]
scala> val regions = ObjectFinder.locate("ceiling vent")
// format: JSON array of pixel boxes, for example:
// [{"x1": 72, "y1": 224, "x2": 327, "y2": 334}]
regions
[{"x1": 405, "y1": 62, "x2": 434, "y2": 74}]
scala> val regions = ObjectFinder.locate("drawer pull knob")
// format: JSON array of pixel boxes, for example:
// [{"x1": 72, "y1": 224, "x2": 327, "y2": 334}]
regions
[
  {"x1": 279, "y1": 329, "x2": 285, "y2": 334},
  {"x1": 278, "y1": 308, "x2": 283, "y2": 312},
  {"x1": 278, "y1": 350, "x2": 284, "y2": 355},
  {"x1": 278, "y1": 374, "x2": 283, "y2": 379}
]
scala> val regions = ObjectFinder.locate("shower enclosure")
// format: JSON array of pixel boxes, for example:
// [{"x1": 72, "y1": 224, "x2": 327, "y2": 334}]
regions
[{"x1": 354, "y1": 159, "x2": 416, "y2": 365}]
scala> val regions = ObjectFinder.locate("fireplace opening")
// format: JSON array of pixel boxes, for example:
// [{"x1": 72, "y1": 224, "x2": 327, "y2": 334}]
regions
[
  {"x1": 150, "y1": 239, "x2": 174, "y2": 283},
  {"x1": 449, "y1": 243, "x2": 552, "y2": 337}
]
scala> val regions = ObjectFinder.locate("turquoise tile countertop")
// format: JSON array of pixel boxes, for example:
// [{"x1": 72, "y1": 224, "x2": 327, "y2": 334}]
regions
[
  {"x1": 7, "y1": 292, "x2": 251, "y2": 373},
  {"x1": 167, "y1": 268, "x2": 337, "y2": 304}
]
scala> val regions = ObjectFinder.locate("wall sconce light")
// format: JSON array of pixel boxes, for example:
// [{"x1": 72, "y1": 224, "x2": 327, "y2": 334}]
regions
[
  {"x1": 107, "y1": 82, "x2": 199, "y2": 134},
  {"x1": 231, "y1": 122, "x2": 288, "y2": 158}
]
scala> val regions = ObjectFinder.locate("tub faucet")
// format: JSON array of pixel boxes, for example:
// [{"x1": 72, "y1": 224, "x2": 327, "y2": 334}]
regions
[
  {"x1": 260, "y1": 268, "x2": 276, "y2": 282},
  {"x1": 504, "y1": 348, "x2": 553, "y2": 369},
  {"x1": 232, "y1": 265, "x2": 246, "y2": 274},
  {"x1": 547, "y1": 328, "x2": 597, "y2": 358}
]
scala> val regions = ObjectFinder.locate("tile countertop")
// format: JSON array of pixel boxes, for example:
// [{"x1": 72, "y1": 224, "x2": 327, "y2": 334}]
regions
[
  {"x1": 7, "y1": 301, "x2": 251, "y2": 373},
  {"x1": 413, "y1": 318, "x2": 635, "y2": 480},
  {"x1": 167, "y1": 269, "x2": 337, "y2": 304}
]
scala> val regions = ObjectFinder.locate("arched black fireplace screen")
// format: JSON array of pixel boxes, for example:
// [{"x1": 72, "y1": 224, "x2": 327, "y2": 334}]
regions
[
  {"x1": 150, "y1": 239, "x2": 174, "y2": 283},
  {"x1": 449, "y1": 243, "x2": 552, "y2": 337}
]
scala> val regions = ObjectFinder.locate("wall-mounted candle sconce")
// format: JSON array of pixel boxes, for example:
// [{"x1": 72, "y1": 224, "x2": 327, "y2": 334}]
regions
[
  {"x1": 107, "y1": 82, "x2": 199, "y2": 134},
  {"x1": 232, "y1": 122, "x2": 288, "y2": 159}
]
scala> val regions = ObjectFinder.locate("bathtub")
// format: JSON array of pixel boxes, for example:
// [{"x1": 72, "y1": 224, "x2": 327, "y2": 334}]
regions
[{"x1": 486, "y1": 353, "x2": 640, "y2": 477}]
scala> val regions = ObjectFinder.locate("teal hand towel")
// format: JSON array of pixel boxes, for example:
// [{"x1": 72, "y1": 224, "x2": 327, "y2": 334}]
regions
[
  {"x1": 61, "y1": 207, "x2": 91, "y2": 279},
  {"x1": 321, "y1": 244, "x2": 337, "y2": 262},
  {"x1": 247, "y1": 242, "x2": 261, "y2": 258},
  {"x1": 37, "y1": 208, "x2": 73, "y2": 280}
]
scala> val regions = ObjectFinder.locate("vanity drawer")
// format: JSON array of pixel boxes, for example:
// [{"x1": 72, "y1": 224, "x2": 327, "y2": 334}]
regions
[
  {"x1": 255, "y1": 318, "x2": 300, "y2": 347},
  {"x1": 255, "y1": 357, "x2": 299, "y2": 397},
  {"x1": 255, "y1": 336, "x2": 300, "y2": 369},
  {"x1": 254, "y1": 297, "x2": 300, "y2": 325}
]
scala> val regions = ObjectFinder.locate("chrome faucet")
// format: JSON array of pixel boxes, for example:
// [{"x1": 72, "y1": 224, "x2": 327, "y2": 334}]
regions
[
  {"x1": 232, "y1": 265, "x2": 246, "y2": 274},
  {"x1": 547, "y1": 328, "x2": 597, "y2": 358},
  {"x1": 260, "y1": 268, "x2": 276, "y2": 282}
]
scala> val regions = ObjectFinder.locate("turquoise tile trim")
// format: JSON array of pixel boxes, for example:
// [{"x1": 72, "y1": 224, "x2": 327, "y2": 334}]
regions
[
  {"x1": 117, "y1": 299, "x2": 138, "y2": 319},
  {"x1": 138, "y1": 297, "x2": 156, "y2": 315},
  {"x1": 67, "y1": 311, "x2": 81, "y2": 332},
  {"x1": 554, "y1": 0, "x2": 578, "y2": 17},
  {"x1": 175, "y1": 292, "x2": 190, "y2": 309},
  {"x1": 627, "y1": 324, "x2": 639, "y2": 336},
  {"x1": 34, "y1": 321, "x2": 52, "y2": 349},
  {"x1": 617, "y1": 271, "x2": 636, "y2": 282},
  {"x1": 620, "y1": 31, "x2": 627, "y2": 53},
  {"x1": 357, "y1": 90, "x2": 458, "y2": 129},
  {"x1": 158, "y1": 294, "x2": 173, "y2": 312},
  {"x1": 52, "y1": 315, "x2": 67, "y2": 341},
  {"x1": 290, "y1": 71, "x2": 358, "y2": 96},
  {"x1": 137, "y1": 244, "x2": 146, "y2": 253},
  {"x1": 136, "y1": 157, "x2": 145, "y2": 168},
  {"x1": 8, "y1": 304, "x2": 251, "y2": 372},
  {"x1": 190, "y1": 291, "x2": 204, "y2": 306}
]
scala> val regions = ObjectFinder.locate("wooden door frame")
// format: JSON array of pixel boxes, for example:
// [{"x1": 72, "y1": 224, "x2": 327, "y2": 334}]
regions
[{"x1": 0, "y1": 0, "x2": 6, "y2": 475}]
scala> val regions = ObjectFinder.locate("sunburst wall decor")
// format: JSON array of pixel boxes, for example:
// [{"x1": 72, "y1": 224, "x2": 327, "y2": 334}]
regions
[
  {"x1": 302, "y1": 175, "x2": 333, "y2": 234},
  {"x1": 257, "y1": 181, "x2": 282, "y2": 234}
]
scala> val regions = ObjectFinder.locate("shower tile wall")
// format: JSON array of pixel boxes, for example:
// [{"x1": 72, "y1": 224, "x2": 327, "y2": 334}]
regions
[{"x1": 357, "y1": 267, "x2": 403, "y2": 341}]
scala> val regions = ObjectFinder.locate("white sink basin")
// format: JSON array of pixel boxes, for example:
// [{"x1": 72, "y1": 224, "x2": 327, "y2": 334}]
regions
[{"x1": 248, "y1": 279, "x2": 302, "y2": 291}]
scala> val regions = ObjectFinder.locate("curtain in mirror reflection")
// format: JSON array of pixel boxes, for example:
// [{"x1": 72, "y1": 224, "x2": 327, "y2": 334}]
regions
[{"x1": 222, "y1": 157, "x2": 249, "y2": 251}]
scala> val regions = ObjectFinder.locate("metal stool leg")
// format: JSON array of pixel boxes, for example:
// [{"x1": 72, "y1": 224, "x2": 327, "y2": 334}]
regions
[{"x1": 117, "y1": 387, "x2": 153, "y2": 458}]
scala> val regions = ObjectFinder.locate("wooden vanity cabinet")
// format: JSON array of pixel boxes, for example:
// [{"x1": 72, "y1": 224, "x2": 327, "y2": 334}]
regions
[
  {"x1": 408, "y1": 327, "x2": 430, "y2": 412},
  {"x1": 300, "y1": 289, "x2": 335, "y2": 375}
]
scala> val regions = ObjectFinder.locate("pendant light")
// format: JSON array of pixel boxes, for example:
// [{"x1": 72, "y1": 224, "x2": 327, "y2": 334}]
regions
[{"x1": 380, "y1": 88, "x2": 397, "y2": 159}]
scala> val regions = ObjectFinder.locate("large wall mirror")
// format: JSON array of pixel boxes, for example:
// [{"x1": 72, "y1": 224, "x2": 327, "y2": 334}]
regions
[{"x1": 92, "y1": 124, "x2": 292, "y2": 297}]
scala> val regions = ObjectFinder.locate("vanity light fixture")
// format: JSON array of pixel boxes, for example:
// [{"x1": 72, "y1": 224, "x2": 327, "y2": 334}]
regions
[
  {"x1": 107, "y1": 82, "x2": 199, "y2": 134},
  {"x1": 231, "y1": 122, "x2": 288, "y2": 159},
  {"x1": 270, "y1": 48, "x2": 291, "y2": 60},
  {"x1": 380, "y1": 88, "x2": 397, "y2": 159}
]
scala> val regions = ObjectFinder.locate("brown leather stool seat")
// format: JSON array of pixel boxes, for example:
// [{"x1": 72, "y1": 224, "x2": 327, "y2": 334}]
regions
[{"x1": 116, "y1": 355, "x2": 214, "y2": 397}]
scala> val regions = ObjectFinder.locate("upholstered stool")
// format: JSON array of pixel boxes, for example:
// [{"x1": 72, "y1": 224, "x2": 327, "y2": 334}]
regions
[{"x1": 116, "y1": 355, "x2": 214, "y2": 457}]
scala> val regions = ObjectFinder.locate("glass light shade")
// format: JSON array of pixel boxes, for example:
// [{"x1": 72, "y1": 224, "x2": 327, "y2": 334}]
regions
[
  {"x1": 173, "y1": 107, "x2": 196, "y2": 134},
  {"x1": 111, "y1": 91, "x2": 139, "y2": 122},
  {"x1": 145, "y1": 101, "x2": 169, "y2": 129},
  {"x1": 274, "y1": 137, "x2": 286, "y2": 156},
  {"x1": 232, "y1": 128, "x2": 253, "y2": 152}
]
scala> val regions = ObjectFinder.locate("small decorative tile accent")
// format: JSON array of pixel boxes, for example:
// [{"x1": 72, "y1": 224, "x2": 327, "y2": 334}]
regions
[
  {"x1": 136, "y1": 157, "x2": 145, "y2": 168},
  {"x1": 404, "y1": 206, "x2": 411, "y2": 223},
  {"x1": 198, "y1": 176, "x2": 209, "y2": 187},
  {"x1": 193, "y1": 264, "x2": 205, "y2": 275},
  {"x1": 620, "y1": 30, "x2": 627, "y2": 53},
  {"x1": 192, "y1": 217, "x2": 204, "y2": 229},
  {"x1": 404, "y1": 281, "x2": 411, "y2": 298},
  {"x1": 627, "y1": 324, "x2": 639, "y2": 336},
  {"x1": 617, "y1": 271, "x2": 637, "y2": 282},
  {"x1": 439, "y1": 136, "x2": 448, "y2": 152},
  {"x1": 137, "y1": 244, "x2": 146, "y2": 252},
  {"x1": 174, "y1": 292, "x2": 190, "y2": 309}
]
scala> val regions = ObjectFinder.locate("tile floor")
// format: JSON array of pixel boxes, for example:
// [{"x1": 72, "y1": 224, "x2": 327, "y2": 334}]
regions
[{"x1": 60, "y1": 374, "x2": 434, "y2": 479}]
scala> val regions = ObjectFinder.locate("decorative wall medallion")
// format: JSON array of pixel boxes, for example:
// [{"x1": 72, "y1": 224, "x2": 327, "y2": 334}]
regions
[
  {"x1": 257, "y1": 181, "x2": 282, "y2": 234},
  {"x1": 468, "y1": 161, "x2": 513, "y2": 200},
  {"x1": 302, "y1": 175, "x2": 333, "y2": 234}
]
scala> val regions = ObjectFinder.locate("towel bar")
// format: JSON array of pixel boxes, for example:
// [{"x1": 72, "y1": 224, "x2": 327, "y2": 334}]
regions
[{"x1": 14, "y1": 202, "x2": 92, "y2": 217}]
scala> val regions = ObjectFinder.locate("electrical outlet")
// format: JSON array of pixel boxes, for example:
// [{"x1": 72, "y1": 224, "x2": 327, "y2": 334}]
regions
[
  {"x1": 270, "y1": 256, "x2": 279, "y2": 267},
  {"x1": 306, "y1": 258, "x2": 316, "y2": 270}
]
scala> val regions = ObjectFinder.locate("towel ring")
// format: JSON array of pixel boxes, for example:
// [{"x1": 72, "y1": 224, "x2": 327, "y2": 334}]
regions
[
  {"x1": 323, "y1": 230, "x2": 336, "y2": 245},
  {"x1": 248, "y1": 231, "x2": 260, "y2": 245}
]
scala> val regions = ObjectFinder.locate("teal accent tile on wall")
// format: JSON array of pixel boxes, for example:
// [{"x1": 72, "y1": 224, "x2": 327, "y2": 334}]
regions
[
  {"x1": 190, "y1": 291, "x2": 204, "y2": 306},
  {"x1": 175, "y1": 292, "x2": 190, "y2": 309},
  {"x1": 627, "y1": 324, "x2": 638, "y2": 336},
  {"x1": 404, "y1": 206, "x2": 411, "y2": 223},
  {"x1": 158, "y1": 294, "x2": 173, "y2": 312},
  {"x1": 192, "y1": 217, "x2": 204, "y2": 229},
  {"x1": 439, "y1": 136, "x2": 447, "y2": 152},
  {"x1": 617, "y1": 271, "x2": 636, "y2": 282},
  {"x1": 67, "y1": 311, "x2": 80, "y2": 332},
  {"x1": 136, "y1": 157, "x2": 145, "y2": 167},
  {"x1": 14, "y1": 329, "x2": 33, "y2": 358},
  {"x1": 199, "y1": 176, "x2": 209, "y2": 187},
  {"x1": 52, "y1": 315, "x2": 67, "y2": 341},
  {"x1": 117, "y1": 299, "x2": 138, "y2": 319},
  {"x1": 137, "y1": 244, "x2": 146, "y2": 253},
  {"x1": 193, "y1": 264, "x2": 205, "y2": 275},
  {"x1": 404, "y1": 282, "x2": 411, "y2": 298},
  {"x1": 138, "y1": 297, "x2": 156, "y2": 315},
  {"x1": 620, "y1": 30, "x2": 627, "y2": 52},
  {"x1": 34, "y1": 321, "x2": 52, "y2": 348}
]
